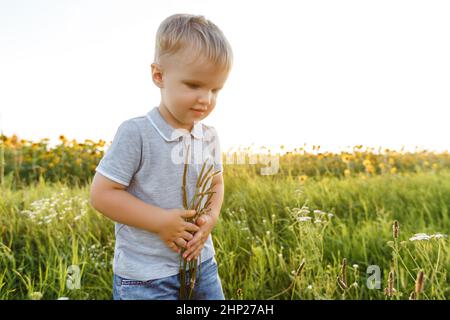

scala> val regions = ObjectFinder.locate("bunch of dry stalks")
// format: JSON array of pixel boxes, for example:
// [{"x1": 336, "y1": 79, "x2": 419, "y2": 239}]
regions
[{"x1": 179, "y1": 145, "x2": 221, "y2": 299}]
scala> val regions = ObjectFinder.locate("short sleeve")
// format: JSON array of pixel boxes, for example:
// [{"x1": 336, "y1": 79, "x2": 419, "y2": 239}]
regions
[{"x1": 95, "y1": 120, "x2": 142, "y2": 187}]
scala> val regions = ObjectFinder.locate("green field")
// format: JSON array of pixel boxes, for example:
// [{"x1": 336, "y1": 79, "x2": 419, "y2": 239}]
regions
[{"x1": 1, "y1": 164, "x2": 448, "y2": 300}]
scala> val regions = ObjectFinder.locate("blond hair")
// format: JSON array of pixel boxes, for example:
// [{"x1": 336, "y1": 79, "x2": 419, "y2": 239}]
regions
[{"x1": 154, "y1": 14, "x2": 233, "y2": 72}]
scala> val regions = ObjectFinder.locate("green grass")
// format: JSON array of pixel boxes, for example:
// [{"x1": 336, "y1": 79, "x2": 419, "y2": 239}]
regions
[{"x1": 0, "y1": 169, "x2": 449, "y2": 299}]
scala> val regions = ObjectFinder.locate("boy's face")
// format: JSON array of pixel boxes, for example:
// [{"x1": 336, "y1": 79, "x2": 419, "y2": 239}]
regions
[{"x1": 151, "y1": 50, "x2": 229, "y2": 131}]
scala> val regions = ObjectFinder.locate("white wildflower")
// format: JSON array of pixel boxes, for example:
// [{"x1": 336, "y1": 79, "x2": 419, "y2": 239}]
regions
[
  {"x1": 314, "y1": 210, "x2": 326, "y2": 216},
  {"x1": 409, "y1": 233, "x2": 431, "y2": 241},
  {"x1": 297, "y1": 217, "x2": 312, "y2": 222},
  {"x1": 430, "y1": 233, "x2": 447, "y2": 239}
]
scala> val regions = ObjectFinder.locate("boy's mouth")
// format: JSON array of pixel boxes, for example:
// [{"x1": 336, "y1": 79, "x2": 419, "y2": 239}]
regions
[{"x1": 190, "y1": 108, "x2": 206, "y2": 116}]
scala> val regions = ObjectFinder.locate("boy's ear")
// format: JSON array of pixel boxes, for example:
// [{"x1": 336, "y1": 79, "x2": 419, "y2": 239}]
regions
[{"x1": 151, "y1": 63, "x2": 164, "y2": 88}]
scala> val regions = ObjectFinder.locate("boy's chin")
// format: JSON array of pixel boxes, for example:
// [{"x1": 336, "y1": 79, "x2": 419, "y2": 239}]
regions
[{"x1": 176, "y1": 118, "x2": 197, "y2": 130}]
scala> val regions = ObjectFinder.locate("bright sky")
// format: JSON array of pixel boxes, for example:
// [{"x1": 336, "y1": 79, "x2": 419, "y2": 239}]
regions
[{"x1": 1, "y1": 0, "x2": 449, "y2": 153}]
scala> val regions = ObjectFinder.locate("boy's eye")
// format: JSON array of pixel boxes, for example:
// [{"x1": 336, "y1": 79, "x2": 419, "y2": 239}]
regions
[{"x1": 185, "y1": 82, "x2": 221, "y2": 93}]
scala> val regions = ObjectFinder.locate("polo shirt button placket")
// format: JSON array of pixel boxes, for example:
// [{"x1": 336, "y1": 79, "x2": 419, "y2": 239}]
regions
[{"x1": 180, "y1": 134, "x2": 193, "y2": 166}]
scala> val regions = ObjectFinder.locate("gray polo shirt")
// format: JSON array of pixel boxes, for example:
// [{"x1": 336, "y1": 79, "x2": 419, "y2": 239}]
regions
[{"x1": 95, "y1": 106, "x2": 222, "y2": 281}]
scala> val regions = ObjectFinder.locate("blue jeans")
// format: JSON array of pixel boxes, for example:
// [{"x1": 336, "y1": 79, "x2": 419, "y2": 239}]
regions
[{"x1": 113, "y1": 257, "x2": 225, "y2": 300}]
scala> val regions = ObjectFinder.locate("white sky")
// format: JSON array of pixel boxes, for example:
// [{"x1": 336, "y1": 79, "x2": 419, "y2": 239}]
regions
[{"x1": 1, "y1": 0, "x2": 449, "y2": 153}]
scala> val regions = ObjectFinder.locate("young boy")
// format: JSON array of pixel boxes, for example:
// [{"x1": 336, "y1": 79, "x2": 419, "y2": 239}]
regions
[{"x1": 89, "y1": 14, "x2": 232, "y2": 300}]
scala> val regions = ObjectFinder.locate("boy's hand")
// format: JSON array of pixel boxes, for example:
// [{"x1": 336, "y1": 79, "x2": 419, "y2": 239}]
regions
[
  {"x1": 183, "y1": 215, "x2": 215, "y2": 261},
  {"x1": 158, "y1": 209, "x2": 199, "y2": 253}
]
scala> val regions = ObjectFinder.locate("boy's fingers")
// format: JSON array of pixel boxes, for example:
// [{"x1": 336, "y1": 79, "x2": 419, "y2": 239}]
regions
[
  {"x1": 185, "y1": 244, "x2": 199, "y2": 258},
  {"x1": 174, "y1": 238, "x2": 186, "y2": 249},
  {"x1": 185, "y1": 222, "x2": 200, "y2": 233},
  {"x1": 187, "y1": 231, "x2": 202, "y2": 247},
  {"x1": 196, "y1": 216, "x2": 207, "y2": 226},
  {"x1": 184, "y1": 240, "x2": 196, "y2": 255},
  {"x1": 184, "y1": 247, "x2": 193, "y2": 259},
  {"x1": 187, "y1": 247, "x2": 202, "y2": 261},
  {"x1": 182, "y1": 210, "x2": 197, "y2": 218},
  {"x1": 169, "y1": 241, "x2": 180, "y2": 253},
  {"x1": 182, "y1": 231, "x2": 193, "y2": 242},
  {"x1": 185, "y1": 239, "x2": 195, "y2": 250}
]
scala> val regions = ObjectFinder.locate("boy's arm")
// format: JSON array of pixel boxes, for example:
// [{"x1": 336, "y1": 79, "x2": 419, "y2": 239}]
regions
[
  {"x1": 90, "y1": 172, "x2": 199, "y2": 245},
  {"x1": 207, "y1": 173, "x2": 224, "y2": 226},
  {"x1": 90, "y1": 172, "x2": 167, "y2": 233}
]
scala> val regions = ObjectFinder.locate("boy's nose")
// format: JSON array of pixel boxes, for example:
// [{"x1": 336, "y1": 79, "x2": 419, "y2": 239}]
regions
[{"x1": 198, "y1": 91, "x2": 212, "y2": 105}]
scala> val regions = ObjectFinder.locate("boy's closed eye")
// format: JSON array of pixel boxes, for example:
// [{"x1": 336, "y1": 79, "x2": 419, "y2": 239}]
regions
[
  {"x1": 186, "y1": 83, "x2": 200, "y2": 89},
  {"x1": 184, "y1": 82, "x2": 222, "y2": 93}
]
